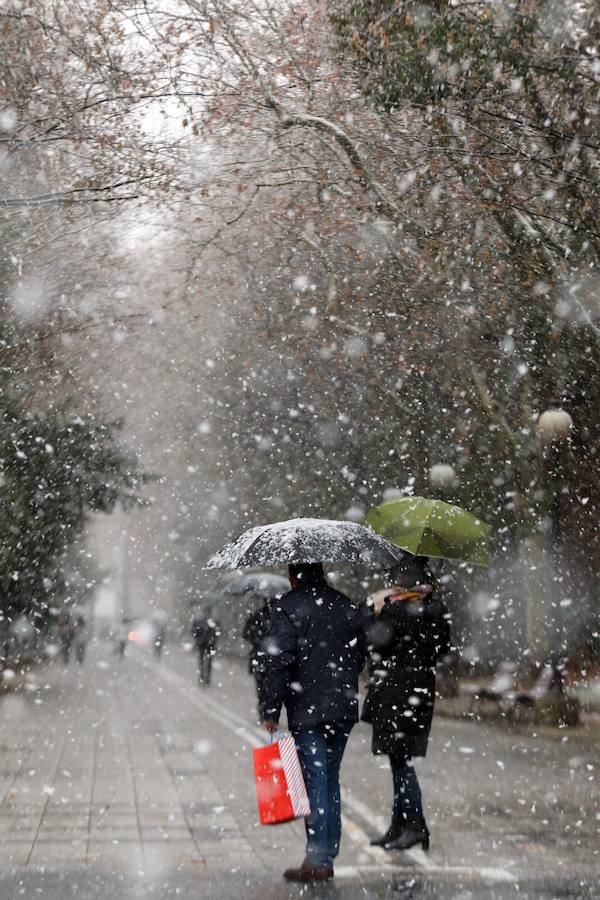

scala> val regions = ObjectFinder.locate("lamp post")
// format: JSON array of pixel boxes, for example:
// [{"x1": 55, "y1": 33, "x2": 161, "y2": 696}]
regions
[
  {"x1": 120, "y1": 524, "x2": 130, "y2": 623},
  {"x1": 428, "y1": 463, "x2": 457, "y2": 499},
  {"x1": 428, "y1": 463, "x2": 459, "y2": 674},
  {"x1": 538, "y1": 407, "x2": 573, "y2": 655}
]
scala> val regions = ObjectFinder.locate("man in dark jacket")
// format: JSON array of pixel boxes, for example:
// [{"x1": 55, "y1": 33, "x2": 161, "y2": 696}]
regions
[
  {"x1": 262, "y1": 563, "x2": 366, "y2": 883},
  {"x1": 191, "y1": 607, "x2": 220, "y2": 686}
]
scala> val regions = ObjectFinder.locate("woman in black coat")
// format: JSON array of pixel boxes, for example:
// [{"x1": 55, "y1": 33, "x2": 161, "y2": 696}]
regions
[{"x1": 362, "y1": 556, "x2": 450, "y2": 852}]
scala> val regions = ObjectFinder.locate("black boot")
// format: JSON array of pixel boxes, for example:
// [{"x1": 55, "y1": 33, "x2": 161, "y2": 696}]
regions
[
  {"x1": 370, "y1": 824, "x2": 405, "y2": 847},
  {"x1": 370, "y1": 807, "x2": 405, "y2": 847},
  {"x1": 384, "y1": 820, "x2": 429, "y2": 851}
]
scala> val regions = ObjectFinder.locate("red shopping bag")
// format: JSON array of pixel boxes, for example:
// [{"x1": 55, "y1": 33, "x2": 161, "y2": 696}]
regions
[{"x1": 253, "y1": 734, "x2": 311, "y2": 825}]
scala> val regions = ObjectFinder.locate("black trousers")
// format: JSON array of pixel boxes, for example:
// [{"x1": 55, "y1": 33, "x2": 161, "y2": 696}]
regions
[
  {"x1": 389, "y1": 754, "x2": 424, "y2": 827},
  {"x1": 197, "y1": 647, "x2": 212, "y2": 685}
]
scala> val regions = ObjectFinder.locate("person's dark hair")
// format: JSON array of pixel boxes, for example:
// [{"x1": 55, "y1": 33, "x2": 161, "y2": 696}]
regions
[
  {"x1": 289, "y1": 562, "x2": 325, "y2": 583},
  {"x1": 388, "y1": 556, "x2": 435, "y2": 589}
]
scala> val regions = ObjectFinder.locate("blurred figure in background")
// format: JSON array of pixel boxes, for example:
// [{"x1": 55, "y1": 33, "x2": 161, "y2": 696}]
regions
[
  {"x1": 73, "y1": 614, "x2": 89, "y2": 665},
  {"x1": 115, "y1": 620, "x2": 129, "y2": 659},
  {"x1": 152, "y1": 612, "x2": 167, "y2": 660},
  {"x1": 192, "y1": 606, "x2": 220, "y2": 686},
  {"x1": 362, "y1": 556, "x2": 451, "y2": 853},
  {"x1": 57, "y1": 612, "x2": 76, "y2": 665},
  {"x1": 243, "y1": 598, "x2": 273, "y2": 719}
]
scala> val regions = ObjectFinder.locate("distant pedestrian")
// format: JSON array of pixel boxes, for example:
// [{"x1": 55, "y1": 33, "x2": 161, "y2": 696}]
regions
[
  {"x1": 362, "y1": 556, "x2": 450, "y2": 852},
  {"x1": 57, "y1": 613, "x2": 76, "y2": 665},
  {"x1": 152, "y1": 621, "x2": 167, "y2": 659},
  {"x1": 262, "y1": 563, "x2": 366, "y2": 884},
  {"x1": 192, "y1": 607, "x2": 220, "y2": 686},
  {"x1": 242, "y1": 599, "x2": 272, "y2": 718},
  {"x1": 115, "y1": 621, "x2": 129, "y2": 658},
  {"x1": 73, "y1": 615, "x2": 88, "y2": 665}
]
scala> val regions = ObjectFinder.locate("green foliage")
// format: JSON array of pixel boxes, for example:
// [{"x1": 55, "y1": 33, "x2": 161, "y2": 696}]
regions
[
  {"x1": 328, "y1": 0, "x2": 600, "y2": 551},
  {"x1": 0, "y1": 387, "x2": 146, "y2": 624},
  {"x1": 331, "y1": 1, "x2": 582, "y2": 109},
  {"x1": 331, "y1": 1, "x2": 600, "y2": 275}
]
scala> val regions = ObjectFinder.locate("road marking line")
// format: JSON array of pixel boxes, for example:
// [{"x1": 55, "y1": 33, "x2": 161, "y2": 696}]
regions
[
  {"x1": 334, "y1": 865, "x2": 361, "y2": 878},
  {"x1": 342, "y1": 790, "x2": 434, "y2": 870},
  {"x1": 138, "y1": 652, "x2": 517, "y2": 883},
  {"x1": 340, "y1": 812, "x2": 398, "y2": 868},
  {"x1": 343, "y1": 791, "x2": 516, "y2": 882},
  {"x1": 155, "y1": 663, "x2": 262, "y2": 748},
  {"x1": 136, "y1": 655, "x2": 392, "y2": 863}
]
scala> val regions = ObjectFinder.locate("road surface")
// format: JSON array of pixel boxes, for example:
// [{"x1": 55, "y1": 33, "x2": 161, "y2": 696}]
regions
[{"x1": 0, "y1": 640, "x2": 597, "y2": 899}]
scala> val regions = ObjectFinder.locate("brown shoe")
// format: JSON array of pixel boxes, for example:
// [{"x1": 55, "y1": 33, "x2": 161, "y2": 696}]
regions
[{"x1": 283, "y1": 859, "x2": 334, "y2": 883}]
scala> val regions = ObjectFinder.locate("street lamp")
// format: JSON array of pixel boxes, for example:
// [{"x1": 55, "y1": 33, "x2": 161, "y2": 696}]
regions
[
  {"x1": 538, "y1": 407, "x2": 573, "y2": 655},
  {"x1": 538, "y1": 409, "x2": 573, "y2": 444},
  {"x1": 428, "y1": 463, "x2": 458, "y2": 663},
  {"x1": 429, "y1": 463, "x2": 457, "y2": 497}
]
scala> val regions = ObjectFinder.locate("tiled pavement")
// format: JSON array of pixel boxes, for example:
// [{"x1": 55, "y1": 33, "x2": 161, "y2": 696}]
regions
[
  {"x1": 0, "y1": 648, "x2": 271, "y2": 880},
  {"x1": 0, "y1": 641, "x2": 598, "y2": 899}
]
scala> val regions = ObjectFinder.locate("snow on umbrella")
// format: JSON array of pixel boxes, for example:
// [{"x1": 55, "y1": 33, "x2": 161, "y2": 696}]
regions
[
  {"x1": 364, "y1": 496, "x2": 494, "y2": 566},
  {"x1": 206, "y1": 517, "x2": 406, "y2": 569},
  {"x1": 224, "y1": 572, "x2": 291, "y2": 598}
]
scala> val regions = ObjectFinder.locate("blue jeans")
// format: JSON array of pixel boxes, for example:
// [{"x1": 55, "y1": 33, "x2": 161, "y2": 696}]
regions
[
  {"x1": 293, "y1": 724, "x2": 351, "y2": 868},
  {"x1": 390, "y1": 754, "x2": 423, "y2": 826}
]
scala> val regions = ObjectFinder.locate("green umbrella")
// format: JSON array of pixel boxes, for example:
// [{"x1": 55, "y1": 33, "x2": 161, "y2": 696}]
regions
[{"x1": 364, "y1": 496, "x2": 494, "y2": 566}]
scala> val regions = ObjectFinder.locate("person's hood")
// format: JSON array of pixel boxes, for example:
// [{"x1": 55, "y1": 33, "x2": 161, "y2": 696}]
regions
[{"x1": 388, "y1": 555, "x2": 434, "y2": 588}]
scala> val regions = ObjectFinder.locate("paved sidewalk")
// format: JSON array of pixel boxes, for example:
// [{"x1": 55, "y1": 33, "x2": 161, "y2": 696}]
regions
[
  {"x1": 0, "y1": 642, "x2": 394, "y2": 898},
  {"x1": 0, "y1": 641, "x2": 598, "y2": 899},
  {"x1": 0, "y1": 644, "x2": 268, "y2": 883}
]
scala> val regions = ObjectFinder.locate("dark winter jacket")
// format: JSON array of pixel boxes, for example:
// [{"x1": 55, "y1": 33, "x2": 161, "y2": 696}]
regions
[
  {"x1": 362, "y1": 595, "x2": 450, "y2": 757},
  {"x1": 192, "y1": 615, "x2": 219, "y2": 651},
  {"x1": 243, "y1": 605, "x2": 271, "y2": 672},
  {"x1": 264, "y1": 576, "x2": 366, "y2": 732}
]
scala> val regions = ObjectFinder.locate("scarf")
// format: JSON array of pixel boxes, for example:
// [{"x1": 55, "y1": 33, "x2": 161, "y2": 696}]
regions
[{"x1": 387, "y1": 583, "x2": 434, "y2": 603}]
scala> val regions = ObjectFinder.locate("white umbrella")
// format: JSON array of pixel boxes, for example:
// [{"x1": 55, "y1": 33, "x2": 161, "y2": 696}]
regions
[{"x1": 207, "y1": 517, "x2": 405, "y2": 570}]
